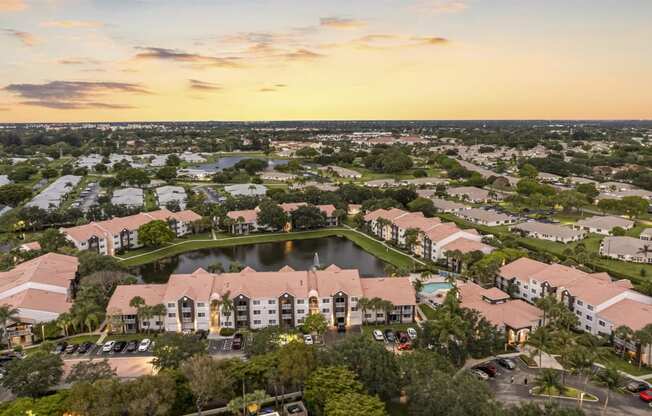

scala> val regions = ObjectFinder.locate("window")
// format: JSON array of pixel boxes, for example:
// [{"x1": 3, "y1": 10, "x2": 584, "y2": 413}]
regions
[
  {"x1": 253, "y1": 300, "x2": 261, "y2": 305},
  {"x1": 156, "y1": 321, "x2": 162, "y2": 326},
  {"x1": 376, "y1": 313, "x2": 384, "y2": 318},
  {"x1": 253, "y1": 320, "x2": 261, "y2": 325},
  {"x1": 296, "y1": 299, "x2": 304, "y2": 304},
  {"x1": 364, "y1": 314, "x2": 372, "y2": 318},
  {"x1": 322, "y1": 308, "x2": 330, "y2": 313},
  {"x1": 587, "y1": 305, "x2": 594, "y2": 311},
  {"x1": 322, "y1": 299, "x2": 330, "y2": 303},
  {"x1": 599, "y1": 320, "x2": 605, "y2": 327},
  {"x1": 167, "y1": 303, "x2": 175, "y2": 308},
  {"x1": 197, "y1": 303, "x2": 205, "y2": 307},
  {"x1": 576, "y1": 300, "x2": 583, "y2": 306},
  {"x1": 585, "y1": 325, "x2": 591, "y2": 331},
  {"x1": 197, "y1": 312, "x2": 205, "y2": 318},
  {"x1": 351, "y1": 297, "x2": 358, "y2": 302},
  {"x1": 531, "y1": 288, "x2": 536, "y2": 293},
  {"x1": 253, "y1": 310, "x2": 261, "y2": 315},
  {"x1": 269, "y1": 320, "x2": 276, "y2": 325},
  {"x1": 586, "y1": 315, "x2": 592, "y2": 321},
  {"x1": 297, "y1": 309, "x2": 304, "y2": 314},
  {"x1": 575, "y1": 310, "x2": 581, "y2": 316},
  {"x1": 142, "y1": 322, "x2": 149, "y2": 326},
  {"x1": 168, "y1": 313, "x2": 176, "y2": 318},
  {"x1": 268, "y1": 300, "x2": 276, "y2": 305},
  {"x1": 268, "y1": 310, "x2": 276, "y2": 315}
]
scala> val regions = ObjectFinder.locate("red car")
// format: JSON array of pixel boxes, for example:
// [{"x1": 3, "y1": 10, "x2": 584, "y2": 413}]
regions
[
  {"x1": 397, "y1": 342, "x2": 412, "y2": 351},
  {"x1": 474, "y1": 362, "x2": 498, "y2": 377},
  {"x1": 640, "y1": 389, "x2": 652, "y2": 402}
]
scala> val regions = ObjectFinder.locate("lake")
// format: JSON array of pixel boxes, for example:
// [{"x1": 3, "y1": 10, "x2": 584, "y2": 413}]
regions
[
  {"x1": 198, "y1": 156, "x2": 288, "y2": 172},
  {"x1": 137, "y1": 237, "x2": 388, "y2": 283}
]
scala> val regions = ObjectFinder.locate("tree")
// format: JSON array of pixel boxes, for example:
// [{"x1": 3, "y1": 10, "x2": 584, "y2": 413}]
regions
[
  {"x1": 0, "y1": 184, "x2": 32, "y2": 207},
  {"x1": 0, "y1": 305, "x2": 19, "y2": 345},
  {"x1": 296, "y1": 147, "x2": 319, "y2": 158},
  {"x1": 407, "y1": 197, "x2": 435, "y2": 217},
  {"x1": 519, "y1": 163, "x2": 539, "y2": 179},
  {"x1": 1, "y1": 351, "x2": 63, "y2": 397},
  {"x1": 156, "y1": 166, "x2": 177, "y2": 181},
  {"x1": 38, "y1": 228, "x2": 70, "y2": 252},
  {"x1": 277, "y1": 341, "x2": 318, "y2": 390},
  {"x1": 77, "y1": 251, "x2": 125, "y2": 276},
  {"x1": 152, "y1": 333, "x2": 207, "y2": 370},
  {"x1": 528, "y1": 327, "x2": 553, "y2": 368},
  {"x1": 220, "y1": 291, "x2": 234, "y2": 328},
  {"x1": 208, "y1": 261, "x2": 225, "y2": 274},
  {"x1": 182, "y1": 355, "x2": 235, "y2": 415},
  {"x1": 593, "y1": 364, "x2": 621, "y2": 415},
  {"x1": 324, "y1": 392, "x2": 387, "y2": 416},
  {"x1": 66, "y1": 359, "x2": 116, "y2": 384},
  {"x1": 256, "y1": 200, "x2": 288, "y2": 231},
  {"x1": 166, "y1": 154, "x2": 181, "y2": 166},
  {"x1": 116, "y1": 167, "x2": 150, "y2": 186},
  {"x1": 291, "y1": 205, "x2": 326, "y2": 230},
  {"x1": 138, "y1": 220, "x2": 175, "y2": 248},
  {"x1": 302, "y1": 313, "x2": 328, "y2": 337},
  {"x1": 56, "y1": 312, "x2": 76, "y2": 337},
  {"x1": 304, "y1": 366, "x2": 364, "y2": 416},
  {"x1": 227, "y1": 389, "x2": 270, "y2": 416},
  {"x1": 127, "y1": 372, "x2": 178, "y2": 416},
  {"x1": 534, "y1": 369, "x2": 564, "y2": 403},
  {"x1": 621, "y1": 196, "x2": 649, "y2": 218}
]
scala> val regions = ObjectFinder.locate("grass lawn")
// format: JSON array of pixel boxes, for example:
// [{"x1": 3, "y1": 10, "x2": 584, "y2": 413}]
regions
[
  {"x1": 532, "y1": 386, "x2": 598, "y2": 401},
  {"x1": 117, "y1": 228, "x2": 417, "y2": 269},
  {"x1": 597, "y1": 349, "x2": 651, "y2": 377},
  {"x1": 144, "y1": 189, "x2": 158, "y2": 211},
  {"x1": 65, "y1": 335, "x2": 101, "y2": 345},
  {"x1": 105, "y1": 333, "x2": 158, "y2": 342},
  {"x1": 418, "y1": 304, "x2": 438, "y2": 320}
]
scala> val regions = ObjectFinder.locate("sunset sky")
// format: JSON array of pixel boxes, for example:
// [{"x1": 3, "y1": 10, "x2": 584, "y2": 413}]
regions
[{"x1": 1, "y1": 0, "x2": 651, "y2": 122}]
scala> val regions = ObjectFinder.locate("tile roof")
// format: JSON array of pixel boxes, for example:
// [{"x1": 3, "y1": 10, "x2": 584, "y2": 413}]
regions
[
  {"x1": 360, "y1": 277, "x2": 416, "y2": 306},
  {"x1": 0, "y1": 252, "x2": 78, "y2": 294},
  {"x1": 441, "y1": 237, "x2": 494, "y2": 254},
  {"x1": 599, "y1": 299, "x2": 652, "y2": 332},
  {"x1": 575, "y1": 215, "x2": 634, "y2": 230}
]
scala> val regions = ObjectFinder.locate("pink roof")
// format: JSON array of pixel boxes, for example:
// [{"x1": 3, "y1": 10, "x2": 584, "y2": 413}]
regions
[
  {"x1": 364, "y1": 208, "x2": 408, "y2": 222},
  {"x1": 21, "y1": 241, "x2": 41, "y2": 251},
  {"x1": 106, "y1": 284, "x2": 167, "y2": 315},
  {"x1": 499, "y1": 257, "x2": 550, "y2": 282},
  {"x1": 2, "y1": 289, "x2": 72, "y2": 316},
  {"x1": 441, "y1": 238, "x2": 494, "y2": 254},
  {"x1": 170, "y1": 210, "x2": 202, "y2": 222},
  {"x1": 0, "y1": 253, "x2": 78, "y2": 294},
  {"x1": 424, "y1": 223, "x2": 461, "y2": 242},
  {"x1": 360, "y1": 277, "x2": 416, "y2": 306},
  {"x1": 227, "y1": 209, "x2": 258, "y2": 223},
  {"x1": 393, "y1": 212, "x2": 441, "y2": 231},
  {"x1": 599, "y1": 299, "x2": 652, "y2": 332}
]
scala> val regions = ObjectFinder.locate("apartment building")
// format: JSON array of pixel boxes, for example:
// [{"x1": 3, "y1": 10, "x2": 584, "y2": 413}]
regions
[
  {"x1": 512, "y1": 221, "x2": 586, "y2": 243},
  {"x1": 226, "y1": 203, "x2": 338, "y2": 235},
  {"x1": 600, "y1": 236, "x2": 652, "y2": 264},
  {"x1": 0, "y1": 253, "x2": 79, "y2": 346},
  {"x1": 106, "y1": 265, "x2": 416, "y2": 333},
  {"x1": 497, "y1": 257, "x2": 652, "y2": 363},
  {"x1": 364, "y1": 208, "x2": 493, "y2": 260},
  {"x1": 455, "y1": 208, "x2": 519, "y2": 227},
  {"x1": 62, "y1": 208, "x2": 201, "y2": 255}
]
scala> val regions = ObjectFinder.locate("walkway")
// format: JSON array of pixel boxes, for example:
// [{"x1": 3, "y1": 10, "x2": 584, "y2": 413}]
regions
[{"x1": 342, "y1": 224, "x2": 426, "y2": 266}]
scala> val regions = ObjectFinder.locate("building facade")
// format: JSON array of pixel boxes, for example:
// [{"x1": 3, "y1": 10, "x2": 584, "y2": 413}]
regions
[{"x1": 226, "y1": 203, "x2": 339, "y2": 235}]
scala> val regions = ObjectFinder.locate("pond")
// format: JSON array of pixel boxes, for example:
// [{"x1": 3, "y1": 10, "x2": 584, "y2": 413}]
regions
[
  {"x1": 137, "y1": 237, "x2": 388, "y2": 283},
  {"x1": 197, "y1": 156, "x2": 288, "y2": 172}
]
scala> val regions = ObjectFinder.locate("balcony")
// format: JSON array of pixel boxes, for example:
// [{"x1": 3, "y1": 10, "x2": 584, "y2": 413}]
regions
[
  {"x1": 236, "y1": 306, "x2": 247, "y2": 311},
  {"x1": 7, "y1": 329, "x2": 32, "y2": 337}
]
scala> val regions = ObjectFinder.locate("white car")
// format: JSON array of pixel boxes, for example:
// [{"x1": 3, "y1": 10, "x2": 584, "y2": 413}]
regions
[
  {"x1": 470, "y1": 369, "x2": 489, "y2": 381},
  {"x1": 102, "y1": 340, "x2": 115, "y2": 353},
  {"x1": 372, "y1": 329, "x2": 384, "y2": 341},
  {"x1": 138, "y1": 338, "x2": 152, "y2": 352},
  {"x1": 303, "y1": 335, "x2": 313, "y2": 345},
  {"x1": 407, "y1": 327, "x2": 417, "y2": 340}
]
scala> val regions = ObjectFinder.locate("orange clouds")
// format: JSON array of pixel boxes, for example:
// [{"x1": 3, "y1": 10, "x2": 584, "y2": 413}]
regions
[
  {"x1": 320, "y1": 17, "x2": 367, "y2": 30},
  {"x1": 2, "y1": 28, "x2": 38, "y2": 46},
  {"x1": 41, "y1": 20, "x2": 104, "y2": 29},
  {"x1": 0, "y1": 0, "x2": 26, "y2": 12}
]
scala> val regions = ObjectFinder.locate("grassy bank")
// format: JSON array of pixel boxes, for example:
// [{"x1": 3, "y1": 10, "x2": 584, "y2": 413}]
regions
[{"x1": 118, "y1": 228, "x2": 418, "y2": 269}]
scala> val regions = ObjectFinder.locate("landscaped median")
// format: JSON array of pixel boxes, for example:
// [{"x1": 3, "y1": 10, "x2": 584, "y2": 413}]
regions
[
  {"x1": 531, "y1": 386, "x2": 599, "y2": 402},
  {"x1": 116, "y1": 227, "x2": 420, "y2": 269}
]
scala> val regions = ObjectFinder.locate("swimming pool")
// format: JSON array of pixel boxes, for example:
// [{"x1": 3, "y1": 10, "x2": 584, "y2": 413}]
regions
[{"x1": 421, "y1": 282, "x2": 453, "y2": 294}]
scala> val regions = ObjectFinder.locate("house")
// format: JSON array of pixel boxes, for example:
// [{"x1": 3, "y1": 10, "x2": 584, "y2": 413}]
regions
[
  {"x1": 597, "y1": 189, "x2": 652, "y2": 202},
  {"x1": 318, "y1": 165, "x2": 362, "y2": 179},
  {"x1": 447, "y1": 186, "x2": 492, "y2": 203},
  {"x1": 19, "y1": 241, "x2": 41, "y2": 252},
  {"x1": 106, "y1": 265, "x2": 416, "y2": 333},
  {"x1": 260, "y1": 172, "x2": 297, "y2": 182},
  {"x1": 226, "y1": 203, "x2": 338, "y2": 235},
  {"x1": 0, "y1": 175, "x2": 11, "y2": 186},
  {"x1": 599, "y1": 236, "x2": 652, "y2": 264},
  {"x1": 458, "y1": 280, "x2": 543, "y2": 345},
  {"x1": 573, "y1": 215, "x2": 634, "y2": 235},
  {"x1": 111, "y1": 188, "x2": 144, "y2": 208},
  {"x1": 400, "y1": 177, "x2": 448, "y2": 187},
  {"x1": 431, "y1": 198, "x2": 467, "y2": 214},
  {"x1": 178, "y1": 168, "x2": 212, "y2": 180},
  {"x1": 498, "y1": 257, "x2": 652, "y2": 365},
  {"x1": 62, "y1": 209, "x2": 201, "y2": 255},
  {"x1": 455, "y1": 208, "x2": 519, "y2": 227},
  {"x1": 156, "y1": 186, "x2": 188, "y2": 210},
  {"x1": 290, "y1": 181, "x2": 339, "y2": 192},
  {"x1": 364, "y1": 208, "x2": 493, "y2": 260},
  {"x1": 641, "y1": 228, "x2": 652, "y2": 241},
  {"x1": 537, "y1": 172, "x2": 563, "y2": 184},
  {"x1": 224, "y1": 183, "x2": 268, "y2": 197},
  {"x1": 365, "y1": 179, "x2": 397, "y2": 188},
  {"x1": 512, "y1": 222, "x2": 585, "y2": 243},
  {"x1": 0, "y1": 253, "x2": 79, "y2": 346}
]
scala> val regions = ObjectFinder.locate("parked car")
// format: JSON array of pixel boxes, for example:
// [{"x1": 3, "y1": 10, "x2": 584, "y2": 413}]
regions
[
  {"x1": 475, "y1": 362, "x2": 498, "y2": 377},
  {"x1": 372, "y1": 329, "x2": 384, "y2": 341},
  {"x1": 102, "y1": 341, "x2": 115, "y2": 353},
  {"x1": 232, "y1": 333, "x2": 243, "y2": 350},
  {"x1": 397, "y1": 342, "x2": 412, "y2": 351},
  {"x1": 77, "y1": 342, "x2": 94, "y2": 354},
  {"x1": 65, "y1": 344, "x2": 79, "y2": 354},
  {"x1": 337, "y1": 323, "x2": 346, "y2": 333},
  {"x1": 407, "y1": 327, "x2": 417, "y2": 340},
  {"x1": 627, "y1": 380, "x2": 650, "y2": 393},
  {"x1": 496, "y1": 358, "x2": 516, "y2": 370},
  {"x1": 126, "y1": 340, "x2": 139, "y2": 353},
  {"x1": 138, "y1": 338, "x2": 151, "y2": 352},
  {"x1": 640, "y1": 389, "x2": 652, "y2": 402},
  {"x1": 113, "y1": 341, "x2": 127, "y2": 353},
  {"x1": 303, "y1": 334, "x2": 314, "y2": 345},
  {"x1": 384, "y1": 329, "x2": 396, "y2": 343},
  {"x1": 396, "y1": 331, "x2": 409, "y2": 343},
  {"x1": 470, "y1": 369, "x2": 489, "y2": 381},
  {"x1": 53, "y1": 342, "x2": 68, "y2": 354}
]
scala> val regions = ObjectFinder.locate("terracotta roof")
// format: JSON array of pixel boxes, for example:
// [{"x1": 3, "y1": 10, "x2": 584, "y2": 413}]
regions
[
  {"x1": 599, "y1": 299, "x2": 652, "y2": 332},
  {"x1": 360, "y1": 277, "x2": 416, "y2": 306},
  {"x1": 393, "y1": 212, "x2": 440, "y2": 231},
  {"x1": 441, "y1": 237, "x2": 494, "y2": 254},
  {"x1": 499, "y1": 257, "x2": 550, "y2": 282},
  {"x1": 363, "y1": 208, "x2": 408, "y2": 222},
  {"x1": 0, "y1": 253, "x2": 78, "y2": 294},
  {"x1": 227, "y1": 209, "x2": 258, "y2": 223},
  {"x1": 1, "y1": 289, "x2": 72, "y2": 315},
  {"x1": 106, "y1": 284, "x2": 167, "y2": 315},
  {"x1": 424, "y1": 223, "x2": 461, "y2": 242}
]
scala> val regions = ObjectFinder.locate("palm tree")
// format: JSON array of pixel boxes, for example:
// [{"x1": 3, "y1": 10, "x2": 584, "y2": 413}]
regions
[
  {"x1": 0, "y1": 305, "x2": 19, "y2": 345},
  {"x1": 129, "y1": 296, "x2": 146, "y2": 332},
  {"x1": 151, "y1": 303, "x2": 166, "y2": 332},
  {"x1": 528, "y1": 326, "x2": 553, "y2": 368},
  {"x1": 220, "y1": 291, "x2": 234, "y2": 329},
  {"x1": 56, "y1": 312, "x2": 75, "y2": 337},
  {"x1": 613, "y1": 325, "x2": 634, "y2": 358},
  {"x1": 535, "y1": 295, "x2": 558, "y2": 327},
  {"x1": 357, "y1": 297, "x2": 370, "y2": 325},
  {"x1": 566, "y1": 346, "x2": 593, "y2": 408},
  {"x1": 534, "y1": 369, "x2": 564, "y2": 403},
  {"x1": 554, "y1": 329, "x2": 576, "y2": 385},
  {"x1": 376, "y1": 218, "x2": 392, "y2": 239},
  {"x1": 633, "y1": 326, "x2": 652, "y2": 368},
  {"x1": 381, "y1": 300, "x2": 395, "y2": 324},
  {"x1": 84, "y1": 312, "x2": 100, "y2": 333},
  {"x1": 403, "y1": 228, "x2": 420, "y2": 252},
  {"x1": 594, "y1": 364, "x2": 622, "y2": 416}
]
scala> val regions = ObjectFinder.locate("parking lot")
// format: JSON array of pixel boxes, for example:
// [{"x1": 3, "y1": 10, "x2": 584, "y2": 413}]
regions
[{"x1": 53, "y1": 338, "x2": 155, "y2": 360}]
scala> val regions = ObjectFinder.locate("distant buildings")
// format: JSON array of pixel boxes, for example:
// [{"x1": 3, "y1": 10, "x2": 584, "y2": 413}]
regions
[
  {"x1": 430, "y1": 198, "x2": 467, "y2": 214},
  {"x1": 260, "y1": 172, "x2": 297, "y2": 182},
  {"x1": 111, "y1": 187, "x2": 144, "y2": 208},
  {"x1": 224, "y1": 183, "x2": 268, "y2": 197},
  {"x1": 573, "y1": 215, "x2": 634, "y2": 235},
  {"x1": 600, "y1": 236, "x2": 652, "y2": 264},
  {"x1": 26, "y1": 175, "x2": 81, "y2": 211},
  {"x1": 455, "y1": 208, "x2": 519, "y2": 227},
  {"x1": 226, "y1": 203, "x2": 338, "y2": 235},
  {"x1": 318, "y1": 165, "x2": 362, "y2": 179},
  {"x1": 156, "y1": 185, "x2": 187, "y2": 209},
  {"x1": 0, "y1": 253, "x2": 79, "y2": 346},
  {"x1": 447, "y1": 186, "x2": 494, "y2": 203},
  {"x1": 61, "y1": 208, "x2": 201, "y2": 255},
  {"x1": 512, "y1": 221, "x2": 585, "y2": 243},
  {"x1": 106, "y1": 265, "x2": 416, "y2": 333}
]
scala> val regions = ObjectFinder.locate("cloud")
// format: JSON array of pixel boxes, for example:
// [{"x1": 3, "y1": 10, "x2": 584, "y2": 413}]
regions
[
  {"x1": 282, "y1": 48, "x2": 323, "y2": 60},
  {"x1": 320, "y1": 17, "x2": 367, "y2": 30},
  {"x1": 58, "y1": 58, "x2": 101, "y2": 65},
  {"x1": 134, "y1": 47, "x2": 242, "y2": 68},
  {"x1": 0, "y1": 0, "x2": 26, "y2": 12},
  {"x1": 3, "y1": 81, "x2": 150, "y2": 110},
  {"x1": 411, "y1": 36, "x2": 449, "y2": 45},
  {"x1": 258, "y1": 84, "x2": 287, "y2": 92},
  {"x1": 411, "y1": 0, "x2": 468, "y2": 14},
  {"x1": 41, "y1": 20, "x2": 104, "y2": 29},
  {"x1": 2, "y1": 28, "x2": 38, "y2": 46},
  {"x1": 188, "y1": 79, "x2": 222, "y2": 92}
]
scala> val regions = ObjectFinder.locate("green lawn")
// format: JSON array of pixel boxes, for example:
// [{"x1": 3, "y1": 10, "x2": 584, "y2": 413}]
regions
[
  {"x1": 597, "y1": 349, "x2": 651, "y2": 377},
  {"x1": 117, "y1": 228, "x2": 418, "y2": 269},
  {"x1": 418, "y1": 304, "x2": 438, "y2": 320},
  {"x1": 65, "y1": 335, "x2": 101, "y2": 345},
  {"x1": 532, "y1": 386, "x2": 598, "y2": 401}
]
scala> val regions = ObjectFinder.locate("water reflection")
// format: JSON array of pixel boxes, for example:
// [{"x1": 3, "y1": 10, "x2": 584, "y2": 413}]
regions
[{"x1": 137, "y1": 237, "x2": 388, "y2": 283}]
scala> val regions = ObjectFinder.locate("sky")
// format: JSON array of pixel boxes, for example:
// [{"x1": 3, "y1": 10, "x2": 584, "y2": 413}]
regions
[{"x1": 1, "y1": 0, "x2": 651, "y2": 122}]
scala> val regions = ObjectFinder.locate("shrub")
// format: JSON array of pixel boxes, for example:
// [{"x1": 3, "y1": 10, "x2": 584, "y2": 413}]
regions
[{"x1": 219, "y1": 328, "x2": 236, "y2": 336}]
